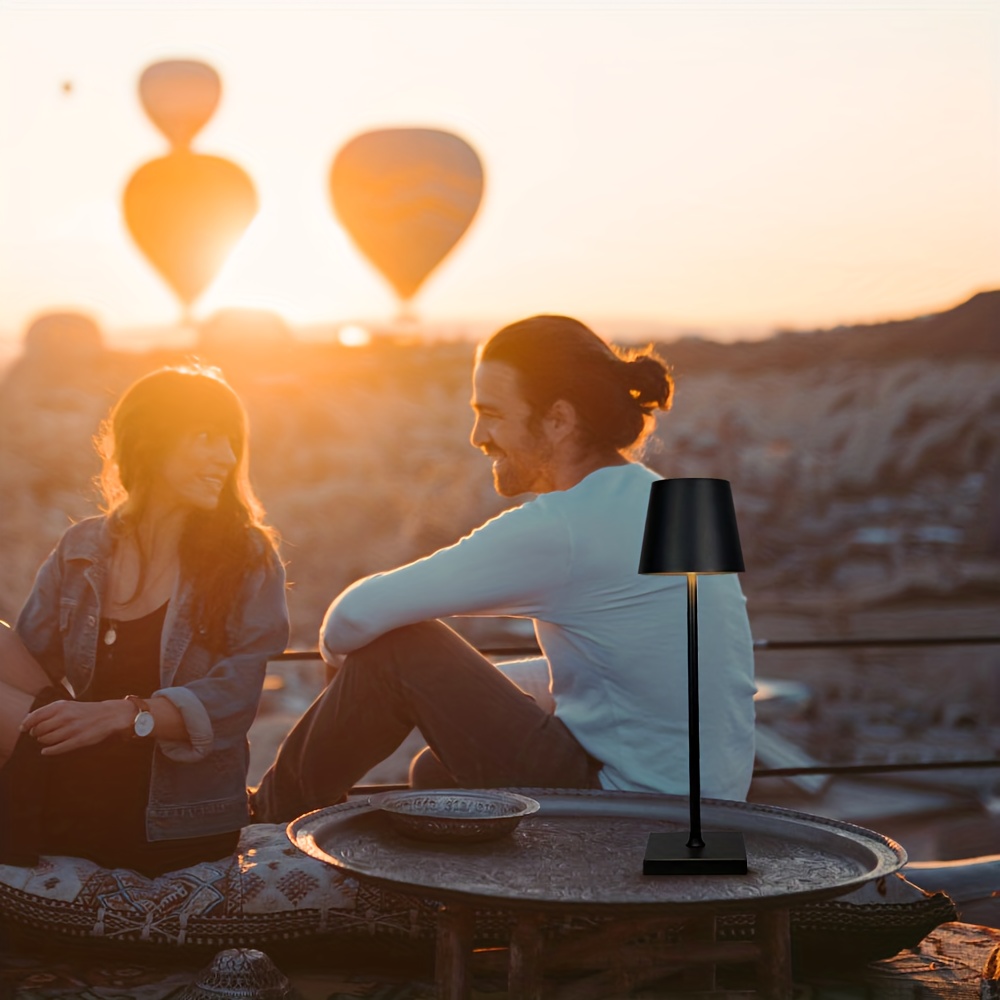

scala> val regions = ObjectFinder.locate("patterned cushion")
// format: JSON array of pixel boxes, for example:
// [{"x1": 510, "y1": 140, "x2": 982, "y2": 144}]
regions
[
  {"x1": 794, "y1": 873, "x2": 959, "y2": 968},
  {"x1": 0, "y1": 824, "x2": 438, "y2": 948},
  {"x1": 0, "y1": 825, "x2": 955, "y2": 966},
  {"x1": 718, "y1": 872, "x2": 959, "y2": 969}
]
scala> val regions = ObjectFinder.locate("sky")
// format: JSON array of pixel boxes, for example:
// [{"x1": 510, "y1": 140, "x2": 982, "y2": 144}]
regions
[{"x1": 1, "y1": 0, "x2": 998, "y2": 349}]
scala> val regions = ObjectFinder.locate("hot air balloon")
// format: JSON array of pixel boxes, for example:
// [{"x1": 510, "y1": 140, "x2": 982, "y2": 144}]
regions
[
  {"x1": 138, "y1": 60, "x2": 220, "y2": 150},
  {"x1": 330, "y1": 128, "x2": 484, "y2": 314},
  {"x1": 124, "y1": 152, "x2": 257, "y2": 312},
  {"x1": 124, "y1": 60, "x2": 257, "y2": 318}
]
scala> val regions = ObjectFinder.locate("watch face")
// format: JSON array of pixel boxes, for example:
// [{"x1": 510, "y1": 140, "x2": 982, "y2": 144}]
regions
[{"x1": 134, "y1": 711, "x2": 155, "y2": 738}]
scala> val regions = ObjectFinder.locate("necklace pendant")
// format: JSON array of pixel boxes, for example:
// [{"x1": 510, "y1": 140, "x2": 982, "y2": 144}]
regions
[{"x1": 104, "y1": 626, "x2": 117, "y2": 646}]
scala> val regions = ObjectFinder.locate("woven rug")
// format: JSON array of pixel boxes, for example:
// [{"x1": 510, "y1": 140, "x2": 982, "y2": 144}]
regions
[
  {"x1": 7, "y1": 928, "x2": 997, "y2": 999},
  {"x1": 0, "y1": 944, "x2": 461, "y2": 1000}
]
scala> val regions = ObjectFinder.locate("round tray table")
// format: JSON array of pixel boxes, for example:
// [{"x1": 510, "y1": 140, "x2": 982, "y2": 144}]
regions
[{"x1": 291, "y1": 789, "x2": 906, "y2": 999}]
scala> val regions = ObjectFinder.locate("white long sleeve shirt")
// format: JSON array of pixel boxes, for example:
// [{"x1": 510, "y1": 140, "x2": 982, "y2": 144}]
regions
[{"x1": 321, "y1": 463, "x2": 756, "y2": 800}]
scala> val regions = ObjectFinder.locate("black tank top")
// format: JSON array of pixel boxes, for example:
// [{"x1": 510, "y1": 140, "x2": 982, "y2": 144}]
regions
[{"x1": 8, "y1": 602, "x2": 238, "y2": 876}]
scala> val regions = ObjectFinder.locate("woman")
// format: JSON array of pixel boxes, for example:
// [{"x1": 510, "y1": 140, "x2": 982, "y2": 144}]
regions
[{"x1": 0, "y1": 364, "x2": 289, "y2": 876}]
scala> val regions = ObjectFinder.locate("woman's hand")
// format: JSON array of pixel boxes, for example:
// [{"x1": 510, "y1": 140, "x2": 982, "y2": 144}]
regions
[{"x1": 20, "y1": 699, "x2": 134, "y2": 755}]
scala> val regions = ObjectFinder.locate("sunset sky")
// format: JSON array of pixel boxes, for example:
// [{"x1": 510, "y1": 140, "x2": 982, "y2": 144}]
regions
[{"x1": 0, "y1": 0, "x2": 997, "y2": 347}]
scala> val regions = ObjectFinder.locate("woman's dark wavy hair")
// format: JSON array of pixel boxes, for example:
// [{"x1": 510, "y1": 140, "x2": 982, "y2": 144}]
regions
[
  {"x1": 95, "y1": 364, "x2": 280, "y2": 651},
  {"x1": 478, "y1": 315, "x2": 674, "y2": 454}
]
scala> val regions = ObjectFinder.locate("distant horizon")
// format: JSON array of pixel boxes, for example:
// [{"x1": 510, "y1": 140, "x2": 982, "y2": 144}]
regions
[
  {"x1": 0, "y1": 311, "x2": 779, "y2": 353},
  {"x1": 2, "y1": 285, "x2": 994, "y2": 368}
]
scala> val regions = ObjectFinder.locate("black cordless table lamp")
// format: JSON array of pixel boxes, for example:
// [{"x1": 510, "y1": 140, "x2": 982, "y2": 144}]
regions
[{"x1": 638, "y1": 477, "x2": 749, "y2": 875}]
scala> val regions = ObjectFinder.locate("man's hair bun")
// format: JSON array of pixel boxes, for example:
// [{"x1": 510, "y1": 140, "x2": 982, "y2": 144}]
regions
[{"x1": 625, "y1": 353, "x2": 673, "y2": 412}]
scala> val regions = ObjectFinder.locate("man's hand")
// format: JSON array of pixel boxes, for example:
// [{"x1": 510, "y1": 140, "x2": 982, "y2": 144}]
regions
[{"x1": 21, "y1": 699, "x2": 134, "y2": 754}]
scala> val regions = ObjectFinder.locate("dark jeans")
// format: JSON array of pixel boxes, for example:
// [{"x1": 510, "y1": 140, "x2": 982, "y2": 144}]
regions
[
  {"x1": 0, "y1": 686, "x2": 62, "y2": 867},
  {"x1": 251, "y1": 620, "x2": 602, "y2": 824}
]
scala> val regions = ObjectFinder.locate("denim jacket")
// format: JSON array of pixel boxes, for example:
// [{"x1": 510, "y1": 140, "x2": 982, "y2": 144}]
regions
[{"x1": 15, "y1": 516, "x2": 290, "y2": 841}]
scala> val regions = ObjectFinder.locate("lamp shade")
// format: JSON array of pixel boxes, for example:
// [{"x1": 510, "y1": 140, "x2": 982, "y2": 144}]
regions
[{"x1": 639, "y1": 478, "x2": 745, "y2": 575}]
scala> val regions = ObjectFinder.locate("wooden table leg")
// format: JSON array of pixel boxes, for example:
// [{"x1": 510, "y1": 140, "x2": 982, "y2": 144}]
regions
[
  {"x1": 679, "y1": 915, "x2": 717, "y2": 991},
  {"x1": 509, "y1": 912, "x2": 546, "y2": 1000},
  {"x1": 755, "y1": 907, "x2": 793, "y2": 1000},
  {"x1": 435, "y1": 903, "x2": 475, "y2": 1000}
]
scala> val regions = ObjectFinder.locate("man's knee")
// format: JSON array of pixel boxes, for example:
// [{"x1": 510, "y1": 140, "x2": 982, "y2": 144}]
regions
[
  {"x1": 342, "y1": 620, "x2": 465, "y2": 680},
  {"x1": 409, "y1": 746, "x2": 458, "y2": 789}
]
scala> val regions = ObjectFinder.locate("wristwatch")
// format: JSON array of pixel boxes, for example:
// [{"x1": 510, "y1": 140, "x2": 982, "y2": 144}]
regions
[{"x1": 125, "y1": 695, "x2": 155, "y2": 739}]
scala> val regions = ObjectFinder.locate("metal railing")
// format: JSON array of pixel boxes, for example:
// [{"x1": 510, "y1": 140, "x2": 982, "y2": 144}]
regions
[
  {"x1": 751, "y1": 633, "x2": 1000, "y2": 780},
  {"x1": 270, "y1": 634, "x2": 1000, "y2": 782},
  {"x1": 275, "y1": 633, "x2": 1000, "y2": 660},
  {"x1": 752, "y1": 635, "x2": 1000, "y2": 652}
]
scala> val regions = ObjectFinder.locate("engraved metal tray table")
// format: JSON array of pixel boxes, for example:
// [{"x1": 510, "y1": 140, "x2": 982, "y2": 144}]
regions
[{"x1": 291, "y1": 789, "x2": 906, "y2": 999}]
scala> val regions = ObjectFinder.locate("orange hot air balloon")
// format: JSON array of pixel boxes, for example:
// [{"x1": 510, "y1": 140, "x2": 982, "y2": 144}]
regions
[
  {"x1": 123, "y1": 151, "x2": 257, "y2": 308},
  {"x1": 330, "y1": 128, "x2": 484, "y2": 305},
  {"x1": 138, "y1": 60, "x2": 220, "y2": 150}
]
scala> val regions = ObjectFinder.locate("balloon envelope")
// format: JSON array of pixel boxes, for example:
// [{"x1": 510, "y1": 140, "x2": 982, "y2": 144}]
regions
[
  {"x1": 123, "y1": 151, "x2": 257, "y2": 307},
  {"x1": 330, "y1": 128, "x2": 484, "y2": 302},
  {"x1": 139, "y1": 60, "x2": 221, "y2": 149}
]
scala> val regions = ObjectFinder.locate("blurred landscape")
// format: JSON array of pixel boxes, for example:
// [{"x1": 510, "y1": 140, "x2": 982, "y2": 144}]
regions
[
  {"x1": 3, "y1": 290, "x2": 997, "y2": 638},
  {"x1": 1, "y1": 292, "x2": 998, "y2": 857}
]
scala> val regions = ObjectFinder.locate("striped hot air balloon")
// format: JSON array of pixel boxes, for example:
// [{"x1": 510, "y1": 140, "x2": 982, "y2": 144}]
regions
[{"x1": 330, "y1": 128, "x2": 484, "y2": 311}]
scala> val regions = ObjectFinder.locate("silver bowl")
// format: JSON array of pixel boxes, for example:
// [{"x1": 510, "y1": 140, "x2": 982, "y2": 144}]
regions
[{"x1": 374, "y1": 789, "x2": 541, "y2": 844}]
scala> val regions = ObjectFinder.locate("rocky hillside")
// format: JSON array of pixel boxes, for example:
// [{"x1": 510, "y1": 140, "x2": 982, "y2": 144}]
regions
[
  {"x1": 1, "y1": 293, "x2": 997, "y2": 645},
  {"x1": 644, "y1": 291, "x2": 1000, "y2": 606}
]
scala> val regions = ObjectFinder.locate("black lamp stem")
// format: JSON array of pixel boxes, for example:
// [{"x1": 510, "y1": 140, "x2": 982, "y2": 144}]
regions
[{"x1": 686, "y1": 572, "x2": 704, "y2": 850}]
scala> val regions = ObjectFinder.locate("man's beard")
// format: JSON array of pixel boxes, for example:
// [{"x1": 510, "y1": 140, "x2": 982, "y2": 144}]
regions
[{"x1": 489, "y1": 441, "x2": 554, "y2": 497}]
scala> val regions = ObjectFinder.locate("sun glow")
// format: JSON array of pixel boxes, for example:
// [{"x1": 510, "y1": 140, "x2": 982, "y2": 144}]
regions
[
  {"x1": 190, "y1": 193, "x2": 393, "y2": 328},
  {"x1": 195, "y1": 216, "x2": 291, "y2": 323},
  {"x1": 338, "y1": 324, "x2": 371, "y2": 348}
]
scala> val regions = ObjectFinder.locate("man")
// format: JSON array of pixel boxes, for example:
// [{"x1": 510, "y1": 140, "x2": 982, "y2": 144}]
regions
[{"x1": 251, "y1": 315, "x2": 755, "y2": 823}]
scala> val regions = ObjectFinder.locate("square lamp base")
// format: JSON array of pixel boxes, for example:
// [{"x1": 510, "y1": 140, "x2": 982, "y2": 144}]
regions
[{"x1": 643, "y1": 831, "x2": 748, "y2": 875}]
